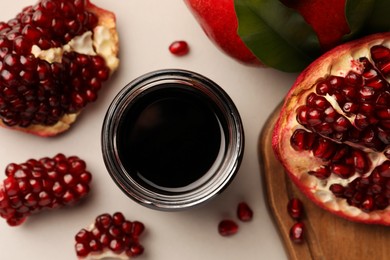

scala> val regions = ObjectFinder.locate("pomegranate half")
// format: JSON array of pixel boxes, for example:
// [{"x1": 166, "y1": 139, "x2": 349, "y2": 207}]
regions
[
  {"x1": 0, "y1": 0, "x2": 119, "y2": 136},
  {"x1": 273, "y1": 32, "x2": 390, "y2": 225}
]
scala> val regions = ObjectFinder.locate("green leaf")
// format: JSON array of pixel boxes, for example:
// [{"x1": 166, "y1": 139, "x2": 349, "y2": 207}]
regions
[
  {"x1": 343, "y1": 0, "x2": 375, "y2": 41},
  {"x1": 344, "y1": 0, "x2": 390, "y2": 41},
  {"x1": 362, "y1": 0, "x2": 390, "y2": 33},
  {"x1": 234, "y1": 0, "x2": 320, "y2": 72}
]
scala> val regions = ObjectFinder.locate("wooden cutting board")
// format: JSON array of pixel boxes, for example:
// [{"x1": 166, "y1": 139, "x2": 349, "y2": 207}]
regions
[{"x1": 258, "y1": 103, "x2": 390, "y2": 260}]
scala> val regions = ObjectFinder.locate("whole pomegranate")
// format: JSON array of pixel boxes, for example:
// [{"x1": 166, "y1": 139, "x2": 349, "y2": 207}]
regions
[
  {"x1": 273, "y1": 32, "x2": 390, "y2": 225},
  {"x1": 184, "y1": 0, "x2": 387, "y2": 72},
  {"x1": 0, "y1": 0, "x2": 119, "y2": 136}
]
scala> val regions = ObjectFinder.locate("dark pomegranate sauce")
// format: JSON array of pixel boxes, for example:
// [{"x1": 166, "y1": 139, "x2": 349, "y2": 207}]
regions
[{"x1": 116, "y1": 86, "x2": 223, "y2": 191}]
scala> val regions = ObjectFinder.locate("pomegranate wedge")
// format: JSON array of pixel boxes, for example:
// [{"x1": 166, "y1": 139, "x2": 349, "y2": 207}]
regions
[
  {"x1": 75, "y1": 212, "x2": 145, "y2": 259},
  {"x1": 0, "y1": 0, "x2": 119, "y2": 136},
  {"x1": 273, "y1": 33, "x2": 390, "y2": 225},
  {"x1": 0, "y1": 153, "x2": 92, "y2": 226}
]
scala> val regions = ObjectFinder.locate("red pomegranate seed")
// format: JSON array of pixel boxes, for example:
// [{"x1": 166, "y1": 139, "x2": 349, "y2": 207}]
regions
[
  {"x1": 287, "y1": 198, "x2": 304, "y2": 220},
  {"x1": 132, "y1": 221, "x2": 145, "y2": 237},
  {"x1": 169, "y1": 40, "x2": 190, "y2": 56},
  {"x1": 0, "y1": 154, "x2": 92, "y2": 226},
  {"x1": 289, "y1": 222, "x2": 305, "y2": 243},
  {"x1": 290, "y1": 129, "x2": 315, "y2": 151},
  {"x1": 308, "y1": 166, "x2": 331, "y2": 180},
  {"x1": 126, "y1": 243, "x2": 145, "y2": 257},
  {"x1": 331, "y1": 164, "x2": 354, "y2": 179},
  {"x1": 218, "y1": 219, "x2": 238, "y2": 236},
  {"x1": 75, "y1": 212, "x2": 145, "y2": 258},
  {"x1": 237, "y1": 202, "x2": 253, "y2": 222}
]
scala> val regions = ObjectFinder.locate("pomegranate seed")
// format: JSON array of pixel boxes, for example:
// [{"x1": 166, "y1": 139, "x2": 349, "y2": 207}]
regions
[
  {"x1": 345, "y1": 71, "x2": 363, "y2": 86},
  {"x1": 75, "y1": 243, "x2": 90, "y2": 257},
  {"x1": 237, "y1": 202, "x2": 253, "y2": 221},
  {"x1": 169, "y1": 40, "x2": 190, "y2": 56},
  {"x1": 307, "y1": 108, "x2": 322, "y2": 126},
  {"x1": 308, "y1": 166, "x2": 331, "y2": 180},
  {"x1": 289, "y1": 222, "x2": 305, "y2": 243},
  {"x1": 287, "y1": 198, "x2": 304, "y2": 220},
  {"x1": 75, "y1": 229, "x2": 92, "y2": 243},
  {"x1": 218, "y1": 219, "x2": 238, "y2": 236},
  {"x1": 112, "y1": 212, "x2": 125, "y2": 225},
  {"x1": 96, "y1": 213, "x2": 113, "y2": 230},
  {"x1": 290, "y1": 129, "x2": 315, "y2": 151},
  {"x1": 371, "y1": 45, "x2": 390, "y2": 62},
  {"x1": 126, "y1": 243, "x2": 144, "y2": 257},
  {"x1": 331, "y1": 164, "x2": 354, "y2": 179},
  {"x1": 312, "y1": 137, "x2": 336, "y2": 160},
  {"x1": 0, "y1": 154, "x2": 92, "y2": 226},
  {"x1": 75, "y1": 213, "x2": 145, "y2": 258},
  {"x1": 132, "y1": 221, "x2": 145, "y2": 237}
]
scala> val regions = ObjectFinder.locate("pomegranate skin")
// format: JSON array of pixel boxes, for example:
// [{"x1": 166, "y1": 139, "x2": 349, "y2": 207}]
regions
[
  {"x1": 183, "y1": 0, "x2": 261, "y2": 66},
  {"x1": 0, "y1": 0, "x2": 119, "y2": 137},
  {"x1": 273, "y1": 32, "x2": 390, "y2": 225}
]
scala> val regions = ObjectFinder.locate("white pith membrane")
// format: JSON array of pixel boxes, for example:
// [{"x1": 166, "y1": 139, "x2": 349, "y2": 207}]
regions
[
  {"x1": 3, "y1": 6, "x2": 119, "y2": 137},
  {"x1": 275, "y1": 34, "x2": 390, "y2": 224}
]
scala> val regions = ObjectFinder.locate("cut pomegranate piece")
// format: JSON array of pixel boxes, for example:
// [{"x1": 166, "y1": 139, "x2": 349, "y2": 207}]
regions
[
  {"x1": 75, "y1": 212, "x2": 145, "y2": 259},
  {"x1": 237, "y1": 202, "x2": 253, "y2": 222},
  {"x1": 168, "y1": 40, "x2": 190, "y2": 56},
  {"x1": 218, "y1": 219, "x2": 238, "y2": 236},
  {"x1": 273, "y1": 32, "x2": 390, "y2": 225},
  {"x1": 0, "y1": 0, "x2": 119, "y2": 136},
  {"x1": 0, "y1": 153, "x2": 92, "y2": 226}
]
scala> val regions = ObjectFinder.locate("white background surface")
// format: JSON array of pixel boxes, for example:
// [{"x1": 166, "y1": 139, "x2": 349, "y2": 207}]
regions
[{"x1": 0, "y1": 1, "x2": 299, "y2": 259}]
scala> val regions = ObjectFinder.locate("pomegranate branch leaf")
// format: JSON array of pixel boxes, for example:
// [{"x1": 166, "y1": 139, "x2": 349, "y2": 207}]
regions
[
  {"x1": 234, "y1": 0, "x2": 320, "y2": 72},
  {"x1": 343, "y1": 0, "x2": 379, "y2": 41},
  {"x1": 361, "y1": 0, "x2": 390, "y2": 34},
  {"x1": 344, "y1": 0, "x2": 390, "y2": 41}
]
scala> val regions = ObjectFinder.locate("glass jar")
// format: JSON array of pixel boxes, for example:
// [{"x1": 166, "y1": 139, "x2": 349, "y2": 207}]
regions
[{"x1": 101, "y1": 69, "x2": 244, "y2": 210}]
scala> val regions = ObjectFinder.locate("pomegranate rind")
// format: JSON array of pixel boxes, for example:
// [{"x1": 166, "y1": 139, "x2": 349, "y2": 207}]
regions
[
  {"x1": 0, "y1": 113, "x2": 78, "y2": 137},
  {"x1": 88, "y1": 0, "x2": 120, "y2": 73},
  {"x1": 273, "y1": 32, "x2": 390, "y2": 225},
  {"x1": 0, "y1": 0, "x2": 119, "y2": 137}
]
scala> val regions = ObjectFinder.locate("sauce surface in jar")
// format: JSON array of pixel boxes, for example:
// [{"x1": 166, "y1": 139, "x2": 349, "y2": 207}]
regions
[{"x1": 117, "y1": 85, "x2": 223, "y2": 192}]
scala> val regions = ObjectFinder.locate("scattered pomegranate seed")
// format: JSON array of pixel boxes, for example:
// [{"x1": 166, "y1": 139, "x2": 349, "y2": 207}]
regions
[
  {"x1": 237, "y1": 202, "x2": 253, "y2": 222},
  {"x1": 75, "y1": 212, "x2": 145, "y2": 258},
  {"x1": 218, "y1": 219, "x2": 239, "y2": 236},
  {"x1": 289, "y1": 222, "x2": 305, "y2": 243},
  {"x1": 169, "y1": 40, "x2": 190, "y2": 56},
  {"x1": 287, "y1": 198, "x2": 304, "y2": 220},
  {"x1": 0, "y1": 154, "x2": 92, "y2": 226}
]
